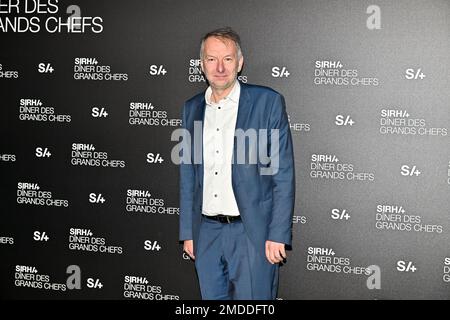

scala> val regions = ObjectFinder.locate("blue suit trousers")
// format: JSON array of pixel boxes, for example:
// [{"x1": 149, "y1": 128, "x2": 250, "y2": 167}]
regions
[{"x1": 195, "y1": 216, "x2": 279, "y2": 300}]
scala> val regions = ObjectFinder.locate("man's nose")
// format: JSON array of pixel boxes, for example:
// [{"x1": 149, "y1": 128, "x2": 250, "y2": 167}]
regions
[{"x1": 216, "y1": 60, "x2": 224, "y2": 73}]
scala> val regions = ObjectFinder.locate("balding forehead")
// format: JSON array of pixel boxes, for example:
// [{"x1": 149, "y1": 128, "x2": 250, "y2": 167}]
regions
[{"x1": 202, "y1": 36, "x2": 242, "y2": 59}]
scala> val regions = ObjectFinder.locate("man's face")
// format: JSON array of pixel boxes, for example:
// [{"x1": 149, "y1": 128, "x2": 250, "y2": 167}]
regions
[{"x1": 201, "y1": 36, "x2": 243, "y2": 92}]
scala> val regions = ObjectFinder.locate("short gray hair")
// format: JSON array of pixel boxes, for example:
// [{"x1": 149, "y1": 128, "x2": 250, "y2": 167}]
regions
[{"x1": 199, "y1": 27, "x2": 243, "y2": 60}]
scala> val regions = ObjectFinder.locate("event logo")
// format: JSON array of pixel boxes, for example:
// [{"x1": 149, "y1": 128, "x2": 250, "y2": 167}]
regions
[
  {"x1": 405, "y1": 68, "x2": 426, "y2": 80},
  {"x1": 71, "y1": 143, "x2": 126, "y2": 168},
  {"x1": 271, "y1": 66, "x2": 290, "y2": 78},
  {"x1": 314, "y1": 60, "x2": 379, "y2": 86},
  {"x1": 144, "y1": 240, "x2": 162, "y2": 252},
  {"x1": 17, "y1": 182, "x2": 69, "y2": 207},
  {"x1": 310, "y1": 154, "x2": 375, "y2": 181},
  {"x1": 396, "y1": 260, "x2": 417, "y2": 272},
  {"x1": 306, "y1": 247, "x2": 371, "y2": 275},
  {"x1": 14, "y1": 265, "x2": 66, "y2": 291},
  {"x1": 125, "y1": 189, "x2": 179, "y2": 215},
  {"x1": 146, "y1": 152, "x2": 164, "y2": 164},
  {"x1": 375, "y1": 204, "x2": 443, "y2": 233},
  {"x1": 400, "y1": 165, "x2": 421, "y2": 177},
  {"x1": 129, "y1": 101, "x2": 181, "y2": 127},
  {"x1": 123, "y1": 275, "x2": 179, "y2": 300},
  {"x1": 38, "y1": 62, "x2": 54, "y2": 74},
  {"x1": 379, "y1": 108, "x2": 447, "y2": 136},
  {"x1": 19, "y1": 98, "x2": 71, "y2": 122},
  {"x1": 331, "y1": 208, "x2": 350, "y2": 221},
  {"x1": 149, "y1": 64, "x2": 167, "y2": 76},
  {"x1": 73, "y1": 58, "x2": 128, "y2": 81},
  {"x1": 33, "y1": 231, "x2": 49, "y2": 242},
  {"x1": 91, "y1": 106, "x2": 109, "y2": 118},
  {"x1": 68, "y1": 227, "x2": 123, "y2": 254},
  {"x1": 335, "y1": 115, "x2": 355, "y2": 126},
  {"x1": 89, "y1": 193, "x2": 106, "y2": 204},
  {"x1": 35, "y1": 147, "x2": 51, "y2": 158}
]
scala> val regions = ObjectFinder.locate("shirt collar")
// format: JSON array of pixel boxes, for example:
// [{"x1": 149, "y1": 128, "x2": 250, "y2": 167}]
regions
[{"x1": 205, "y1": 80, "x2": 240, "y2": 106}]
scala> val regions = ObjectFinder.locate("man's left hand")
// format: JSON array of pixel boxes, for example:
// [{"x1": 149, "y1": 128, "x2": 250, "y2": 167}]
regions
[{"x1": 265, "y1": 240, "x2": 286, "y2": 264}]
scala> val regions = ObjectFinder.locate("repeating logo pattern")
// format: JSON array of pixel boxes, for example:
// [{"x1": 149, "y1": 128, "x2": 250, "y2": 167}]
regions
[{"x1": 1, "y1": 0, "x2": 449, "y2": 300}]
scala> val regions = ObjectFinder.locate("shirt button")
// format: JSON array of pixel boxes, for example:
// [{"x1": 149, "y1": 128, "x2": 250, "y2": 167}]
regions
[
  {"x1": 216, "y1": 128, "x2": 220, "y2": 131},
  {"x1": 214, "y1": 194, "x2": 218, "y2": 198},
  {"x1": 216, "y1": 150, "x2": 219, "y2": 154},
  {"x1": 218, "y1": 107, "x2": 221, "y2": 110},
  {"x1": 215, "y1": 172, "x2": 218, "y2": 175}
]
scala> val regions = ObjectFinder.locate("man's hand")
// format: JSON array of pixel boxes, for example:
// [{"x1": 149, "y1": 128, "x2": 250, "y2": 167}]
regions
[
  {"x1": 183, "y1": 240, "x2": 195, "y2": 260},
  {"x1": 265, "y1": 240, "x2": 286, "y2": 264}
]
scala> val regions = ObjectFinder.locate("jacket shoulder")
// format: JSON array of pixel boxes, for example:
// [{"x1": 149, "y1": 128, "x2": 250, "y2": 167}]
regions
[
  {"x1": 184, "y1": 91, "x2": 205, "y2": 106},
  {"x1": 241, "y1": 83, "x2": 283, "y2": 99}
]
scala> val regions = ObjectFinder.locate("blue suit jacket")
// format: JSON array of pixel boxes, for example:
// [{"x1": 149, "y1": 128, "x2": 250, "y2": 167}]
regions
[{"x1": 179, "y1": 82, "x2": 295, "y2": 253}]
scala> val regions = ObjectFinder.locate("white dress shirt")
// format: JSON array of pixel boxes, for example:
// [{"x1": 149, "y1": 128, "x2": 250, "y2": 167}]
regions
[{"x1": 202, "y1": 81, "x2": 241, "y2": 217}]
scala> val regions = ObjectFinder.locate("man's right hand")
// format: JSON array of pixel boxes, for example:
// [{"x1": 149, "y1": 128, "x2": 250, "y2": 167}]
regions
[{"x1": 183, "y1": 240, "x2": 195, "y2": 260}]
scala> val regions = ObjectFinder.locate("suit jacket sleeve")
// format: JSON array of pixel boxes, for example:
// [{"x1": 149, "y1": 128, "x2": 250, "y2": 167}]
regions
[
  {"x1": 179, "y1": 102, "x2": 195, "y2": 241},
  {"x1": 267, "y1": 93, "x2": 295, "y2": 245}
]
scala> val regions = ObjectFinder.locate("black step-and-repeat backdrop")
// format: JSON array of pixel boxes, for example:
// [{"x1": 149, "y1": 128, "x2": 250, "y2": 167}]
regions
[{"x1": 1, "y1": 0, "x2": 450, "y2": 300}]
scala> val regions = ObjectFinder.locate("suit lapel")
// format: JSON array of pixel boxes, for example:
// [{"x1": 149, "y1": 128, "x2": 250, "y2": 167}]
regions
[
  {"x1": 234, "y1": 83, "x2": 252, "y2": 140},
  {"x1": 197, "y1": 95, "x2": 206, "y2": 189},
  {"x1": 232, "y1": 83, "x2": 252, "y2": 181}
]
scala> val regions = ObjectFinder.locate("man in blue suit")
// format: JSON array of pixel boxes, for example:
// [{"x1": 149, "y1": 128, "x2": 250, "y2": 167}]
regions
[{"x1": 179, "y1": 27, "x2": 295, "y2": 300}]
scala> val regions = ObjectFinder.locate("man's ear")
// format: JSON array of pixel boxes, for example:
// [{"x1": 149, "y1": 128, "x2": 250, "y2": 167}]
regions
[
  {"x1": 238, "y1": 56, "x2": 244, "y2": 73},
  {"x1": 200, "y1": 59, "x2": 204, "y2": 73}
]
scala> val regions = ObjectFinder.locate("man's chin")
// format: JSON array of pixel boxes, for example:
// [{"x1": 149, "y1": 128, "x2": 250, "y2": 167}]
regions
[{"x1": 210, "y1": 81, "x2": 235, "y2": 91}]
